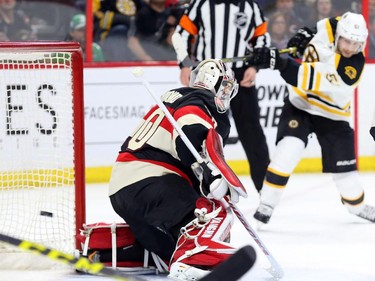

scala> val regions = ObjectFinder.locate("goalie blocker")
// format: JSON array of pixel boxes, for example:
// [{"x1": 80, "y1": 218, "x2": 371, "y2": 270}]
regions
[{"x1": 192, "y1": 129, "x2": 247, "y2": 203}]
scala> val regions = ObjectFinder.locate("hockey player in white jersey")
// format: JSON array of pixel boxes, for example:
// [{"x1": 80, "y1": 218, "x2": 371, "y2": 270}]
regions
[
  {"x1": 109, "y1": 59, "x2": 249, "y2": 280},
  {"x1": 248, "y1": 12, "x2": 375, "y2": 224}
]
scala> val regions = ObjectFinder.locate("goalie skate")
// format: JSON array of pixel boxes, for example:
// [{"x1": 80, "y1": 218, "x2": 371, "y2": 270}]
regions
[
  {"x1": 169, "y1": 262, "x2": 210, "y2": 281},
  {"x1": 356, "y1": 204, "x2": 375, "y2": 222}
]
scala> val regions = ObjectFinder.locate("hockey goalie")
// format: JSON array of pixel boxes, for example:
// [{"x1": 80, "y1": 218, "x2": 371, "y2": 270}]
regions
[{"x1": 107, "y1": 59, "x2": 251, "y2": 280}]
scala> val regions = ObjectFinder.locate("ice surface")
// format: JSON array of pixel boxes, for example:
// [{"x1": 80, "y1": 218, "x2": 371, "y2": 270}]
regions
[{"x1": 2, "y1": 173, "x2": 374, "y2": 281}]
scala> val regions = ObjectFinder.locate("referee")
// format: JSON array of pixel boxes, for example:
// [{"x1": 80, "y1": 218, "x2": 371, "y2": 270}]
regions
[{"x1": 174, "y1": 0, "x2": 271, "y2": 192}]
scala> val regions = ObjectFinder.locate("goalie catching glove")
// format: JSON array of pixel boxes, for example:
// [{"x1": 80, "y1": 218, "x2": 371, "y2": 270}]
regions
[
  {"x1": 249, "y1": 47, "x2": 288, "y2": 71},
  {"x1": 192, "y1": 129, "x2": 247, "y2": 203},
  {"x1": 287, "y1": 27, "x2": 315, "y2": 58}
]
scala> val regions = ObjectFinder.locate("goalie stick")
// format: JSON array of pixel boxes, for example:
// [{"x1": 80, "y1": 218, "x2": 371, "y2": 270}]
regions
[
  {"x1": 0, "y1": 232, "x2": 256, "y2": 281},
  {"x1": 200, "y1": 245, "x2": 256, "y2": 281},
  {"x1": 0, "y1": 232, "x2": 147, "y2": 281},
  {"x1": 171, "y1": 32, "x2": 297, "y2": 67},
  {"x1": 132, "y1": 68, "x2": 284, "y2": 279}
]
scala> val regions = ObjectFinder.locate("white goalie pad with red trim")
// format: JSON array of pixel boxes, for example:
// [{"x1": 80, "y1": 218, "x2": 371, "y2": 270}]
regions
[
  {"x1": 170, "y1": 198, "x2": 236, "y2": 268},
  {"x1": 205, "y1": 129, "x2": 247, "y2": 198}
]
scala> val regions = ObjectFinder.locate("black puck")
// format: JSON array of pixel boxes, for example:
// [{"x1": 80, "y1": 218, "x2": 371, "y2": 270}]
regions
[{"x1": 40, "y1": 211, "x2": 53, "y2": 217}]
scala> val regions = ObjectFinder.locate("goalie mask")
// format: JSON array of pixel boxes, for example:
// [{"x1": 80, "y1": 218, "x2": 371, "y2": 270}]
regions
[
  {"x1": 190, "y1": 59, "x2": 239, "y2": 113},
  {"x1": 335, "y1": 12, "x2": 368, "y2": 54}
]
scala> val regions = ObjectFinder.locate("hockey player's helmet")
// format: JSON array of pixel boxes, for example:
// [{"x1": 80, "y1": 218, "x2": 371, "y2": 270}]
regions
[
  {"x1": 335, "y1": 12, "x2": 368, "y2": 53},
  {"x1": 190, "y1": 59, "x2": 239, "y2": 113}
]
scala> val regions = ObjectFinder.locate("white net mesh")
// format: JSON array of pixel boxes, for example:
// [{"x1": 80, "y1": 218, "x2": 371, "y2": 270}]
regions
[{"x1": 0, "y1": 48, "x2": 82, "y2": 268}]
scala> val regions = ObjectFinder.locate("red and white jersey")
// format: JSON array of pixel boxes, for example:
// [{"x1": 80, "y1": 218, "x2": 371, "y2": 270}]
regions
[
  {"x1": 287, "y1": 16, "x2": 365, "y2": 122},
  {"x1": 109, "y1": 87, "x2": 231, "y2": 196}
]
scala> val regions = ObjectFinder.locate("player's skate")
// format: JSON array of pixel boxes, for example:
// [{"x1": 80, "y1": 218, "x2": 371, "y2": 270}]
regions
[
  {"x1": 168, "y1": 198, "x2": 237, "y2": 281},
  {"x1": 352, "y1": 204, "x2": 375, "y2": 222},
  {"x1": 253, "y1": 203, "x2": 274, "y2": 225},
  {"x1": 344, "y1": 201, "x2": 375, "y2": 223}
]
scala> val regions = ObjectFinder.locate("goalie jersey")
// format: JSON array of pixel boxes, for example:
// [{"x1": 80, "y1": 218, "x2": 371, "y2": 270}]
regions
[
  {"x1": 109, "y1": 87, "x2": 231, "y2": 196},
  {"x1": 282, "y1": 16, "x2": 365, "y2": 122}
]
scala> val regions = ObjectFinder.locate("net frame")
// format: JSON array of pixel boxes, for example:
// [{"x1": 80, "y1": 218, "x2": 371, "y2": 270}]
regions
[{"x1": 0, "y1": 41, "x2": 86, "y2": 255}]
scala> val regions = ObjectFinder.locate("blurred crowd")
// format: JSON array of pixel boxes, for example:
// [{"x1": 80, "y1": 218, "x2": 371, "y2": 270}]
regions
[{"x1": 0, "y1": 0, "x2": 373, "y2": 61}]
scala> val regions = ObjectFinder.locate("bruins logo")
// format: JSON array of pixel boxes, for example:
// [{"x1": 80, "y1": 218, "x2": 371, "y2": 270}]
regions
[
  {"x1": 344, "y1": 66, "x2": 357, "y2": 80},
  {"x1": 116, "y1": 0, "x2": 136, "y2": 16},
  {"x1": 288, "y1": 120, "x2": 299, "y2": 128}
]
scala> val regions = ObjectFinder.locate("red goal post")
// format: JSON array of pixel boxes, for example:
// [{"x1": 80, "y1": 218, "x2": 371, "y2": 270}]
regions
[{"x1": 0, "y1": 42, "x2": 85, "y2": 264}]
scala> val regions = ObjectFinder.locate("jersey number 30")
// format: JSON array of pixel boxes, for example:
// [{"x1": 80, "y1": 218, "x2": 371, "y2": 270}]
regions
[{"x1": 127, "y1": 107, "x2": 165, "y2": 151}]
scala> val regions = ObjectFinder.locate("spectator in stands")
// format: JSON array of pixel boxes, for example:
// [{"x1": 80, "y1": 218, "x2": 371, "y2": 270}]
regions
[
  {"x1": 74, "y1": 0, "x2": 86, "y2": 12},
  {"x1": 331, "y1": 0, "x2": 357, "y2": 15},
  {"x1": 127, "y1": 0, "x2": 178, "y2": 61},
  {"x1": 304, "y1": 0, "x2": 316, "y2": 9},
  {"x1": 308, "y1": 0, "x2": 335, "y2": 27},
  {"x1": 268, "y1": 11, "x2": 289, "y2": 49},
  {"x1": 315, "y1": 0, "x2": 334, "y2": 18},
  {"x1": 370, "y1": 16, "x2": 375, "y2": 58},
  {"x1": 256, "y1": 0, "x2": 276, "y2": 12},
  {"x1": 0, "y1": 0, "x2": 36, "y2": 41},
  {"x1": 370, "y1": 0, "x2": 375, "y2": 17},
  {"x1": 66, "y1": 14, "x2": 105, "y2": 62},
  {"x1": 273, "y1": 0, "x2": 305, "y2": 37},
  {"x1": 93, "y1": 0, "x2": 144, "y2": 61}
]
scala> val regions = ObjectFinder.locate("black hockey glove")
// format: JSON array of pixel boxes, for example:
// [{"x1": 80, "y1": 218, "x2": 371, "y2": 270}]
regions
[
  {"x1": 287, "y1": 27, "x2": 315, "y2": 58},
  {"x1": 370, "y1": 126, "x2": 375, "y2": 141},
  {"x1": 250, "y1": 47, "x2": 287, "y2": 71}
]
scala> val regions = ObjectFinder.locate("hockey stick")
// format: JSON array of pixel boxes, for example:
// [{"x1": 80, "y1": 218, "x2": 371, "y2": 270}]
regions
[
  {"x1": 171, "y1": 32, "x2": 296, "y2": 67},
  {"x1": 221, "y1": 47, "x2": 296, "y2": 64},
  {"x1": 200, "y1": 245, "x2": 256, "y2": 281},
  {"x1": 132, "y1": 68, "x2": 284, "y2": 279},
  {"x1": 0, "y1": 232, "x2": 257, "y2": 281},
  {"x1": 0, "y1": 232, "x2": 147, "y2": 281},
  {"x1": 224, "y1": 199, "x2": 284, "y2": 278}
]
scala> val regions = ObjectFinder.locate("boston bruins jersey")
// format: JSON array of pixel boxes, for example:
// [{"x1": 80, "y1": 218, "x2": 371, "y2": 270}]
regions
[
  {"x1": 285, "y1": 16, "x2": 365, "y2": 122},
  {"x1": 109, "y1": 87, "x2": 231, "y2": 196}
]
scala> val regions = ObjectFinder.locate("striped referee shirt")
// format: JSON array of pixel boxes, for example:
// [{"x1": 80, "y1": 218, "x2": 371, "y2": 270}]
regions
[{"x1": 175, "y1": 0, "x2": 271, "y2": 68}]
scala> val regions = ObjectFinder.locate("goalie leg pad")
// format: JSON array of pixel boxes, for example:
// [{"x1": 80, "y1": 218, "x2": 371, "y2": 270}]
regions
[
  {"x1": 77, "y1": 222, "x2": 168, "y2": 272},
  {"x1": 170, "y1": 197, "x2": 236, "y2": 269}
]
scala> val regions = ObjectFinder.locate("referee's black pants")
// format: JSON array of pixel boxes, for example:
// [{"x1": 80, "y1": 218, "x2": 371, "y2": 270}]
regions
[{"x1": 230, "y1": 68, "x2": 270, "y2": 192}]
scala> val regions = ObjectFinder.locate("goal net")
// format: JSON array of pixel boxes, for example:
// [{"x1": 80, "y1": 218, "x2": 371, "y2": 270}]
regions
[{"x1": 0, "y1": 42, "x2": 85, "y2": 268}]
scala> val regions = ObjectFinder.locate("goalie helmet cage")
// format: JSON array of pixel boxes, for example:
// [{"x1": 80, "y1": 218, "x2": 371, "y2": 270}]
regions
[{"x1": 0, "y1": 41, "x2": 85, "y2": 268}]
